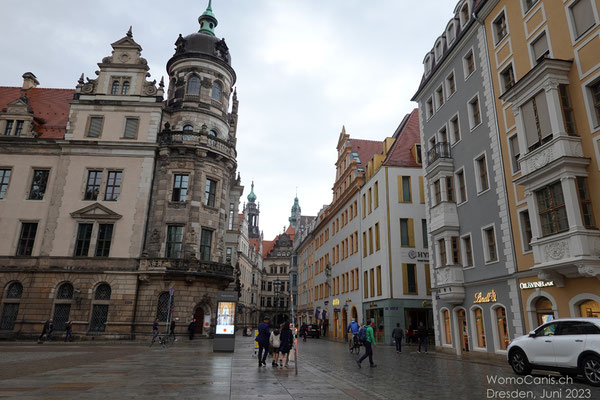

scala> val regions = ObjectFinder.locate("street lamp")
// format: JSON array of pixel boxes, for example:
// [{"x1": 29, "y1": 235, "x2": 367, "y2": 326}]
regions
[{"x1": 274, "y1": 278, "x2": 281, "y2": 327}]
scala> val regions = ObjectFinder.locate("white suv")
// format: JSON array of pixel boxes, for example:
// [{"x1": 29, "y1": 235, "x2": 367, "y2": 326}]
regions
[{"x1": 507, "y1": 318, "x2": 600, "y2": 386}]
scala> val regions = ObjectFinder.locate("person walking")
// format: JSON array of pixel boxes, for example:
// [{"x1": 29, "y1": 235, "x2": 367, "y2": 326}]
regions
[
  {"x1": 64, "y1": 321, "x2": 73, "y2": 342},
  {"x1": 356, "y1": 321, "x2": 376, "y2": 368},
  {"x1": 256, "y1": 316, "x2": 271, "y2": 367},
  {"x1": 279, "y1": 323, "x2": 294, "y2": 368},
  {"x1": 299, "y1": 323, "x2": 308, "y2": 342},
  {"x1": 269, "y1": 327, "x2": 281, "y2": 367},
  {"x1": 152, "y1": 318, "x2": 159, "y2": 343},
  {"x1": 169, "y1": 318, "x2": 178, "y2": 341},
  {"x1": 391, "y1": 323, "x2": 404, "y2": 353},
  {"x1": 188, "y1": 318, "x2": 196, "y2": 340},
  {"x1": 417, "y1": 321, "x2": 428, "y2": 353},
  {"x1": 38, "y1": 319, "x2": 53, "y2": 343},
  {"x1": 347, "y1": 318, "x2": 359, "y2": 347}
]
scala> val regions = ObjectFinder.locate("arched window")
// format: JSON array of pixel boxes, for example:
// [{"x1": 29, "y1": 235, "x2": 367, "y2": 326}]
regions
[
  {"x1": 53, "y1": 282, "x2": 73, "y2": 331},
  {"x1": 495, "y1": 306, "x2": 508, "y2": 350},
  {"x1": 579, "y1": 299, "x2": 600, "y2": 318},
  {"x1": 121, "y1": 81, "x2": 130, "y2": 95},
  {"x1": 0, "y1": 282, "x2": 23, "y2": 331},
  {"x1": 208, "y1": 129, "x2": 217, "y2": 146},
  {"x1": 473, "y1": 307, "x2": 486, "y2": 348},
  {"x1": 90, "y1": 283, "x2": 111, "y2": 332},
  {"x1": 442, "y1": 309, "x2": 452, "y2": 345},
  {"x1": 211, "y1": 81, "x2": 222, "y2": 101},
  {"x1": 183, "y1": 124, "x2": 194, "y2": 132},
  {"x1": 111, "y1": 81, "x2": 120, "y2": 95},
  {"x1": 535, "y1": 296, "x2": 554, "y2": 325},
  {"x1": 156, "y1": 292, "x2": 173, "y2": 322},
  {"x1": 187, "y1": 76, "x2": 201, "y2": 95}
]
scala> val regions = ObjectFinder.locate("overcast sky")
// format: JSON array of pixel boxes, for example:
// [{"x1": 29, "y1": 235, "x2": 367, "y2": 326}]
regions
[{"x1": 0, "y1": 0, "x2": 457, "y2": 240}]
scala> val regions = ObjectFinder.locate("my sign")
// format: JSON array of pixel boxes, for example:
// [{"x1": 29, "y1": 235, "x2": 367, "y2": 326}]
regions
[
  {"x1": 332, "y1": 298, "x2": 340, "y2": 306},
  {"x1": 408, "y1": 250, "x2": 430, "y2": 262},
  {"x1": 519, "y1": 281, "x2": 554, "y2": 290},
  {"x1": 474, "y1": 290, "x2": 497, "y2": 304}
]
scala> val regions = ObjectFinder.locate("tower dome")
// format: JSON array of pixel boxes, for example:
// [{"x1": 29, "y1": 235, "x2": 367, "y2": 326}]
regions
[{"x1": 247, "y1": 181, "x2": 257, "y2": 203}]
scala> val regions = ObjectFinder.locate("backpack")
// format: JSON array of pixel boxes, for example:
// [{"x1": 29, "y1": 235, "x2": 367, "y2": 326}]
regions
[{"x1": 357, "y1": 326, "x2": 367, "y2": 343}]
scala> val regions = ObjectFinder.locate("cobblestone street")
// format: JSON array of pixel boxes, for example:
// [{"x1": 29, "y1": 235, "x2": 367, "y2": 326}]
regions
[{"x1": 1, "y1": 334, "x2": 599, "y2": 399}]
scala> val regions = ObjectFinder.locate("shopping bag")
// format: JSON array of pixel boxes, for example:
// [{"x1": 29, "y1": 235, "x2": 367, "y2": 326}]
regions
[{"x1": 289, "y1": 348, "x2": 296, "y2": 363}]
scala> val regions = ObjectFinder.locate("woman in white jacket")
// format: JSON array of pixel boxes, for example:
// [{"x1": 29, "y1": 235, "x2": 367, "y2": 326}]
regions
[{"x1": 269, "y1": 328, "x2": 281, "y2": 367}]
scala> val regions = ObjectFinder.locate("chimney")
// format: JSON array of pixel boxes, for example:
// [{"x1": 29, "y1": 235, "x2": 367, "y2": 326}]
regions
[{"x1": 22, "y1": 72, "x2": 39, "y2": 90}]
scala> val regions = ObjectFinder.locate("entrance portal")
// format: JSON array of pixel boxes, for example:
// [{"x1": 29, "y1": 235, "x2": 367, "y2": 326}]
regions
[
  {"x1": 194, "y1": 307, "x2": 204, "y2": 334},
  {"x1": 457, "y1": 309, "x2": 469, "y2": 352}
]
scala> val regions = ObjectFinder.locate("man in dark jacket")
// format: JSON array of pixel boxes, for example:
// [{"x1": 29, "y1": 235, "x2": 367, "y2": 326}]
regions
[
  {"x1": 38, "y1": 319, "x2": 53, "y2": 343},
  {"x1": 64, "y1": 320, "x2": 73, "y2": 342},
  {"x1": 417, "y1": 321, "x2": 428, "y2": 353},
  {"x1": 256, "y1": 316, "x2": 271, "y2": 367},
  {"x1": 188, "y1": 318, "x2": 196, "y2": 340},
  {"x1": 169, "y1": 318, "x2": 178, "y2": 341},
  {"x1": 300, "y1": 323, "x2": 308, "y2": 342},
  {"x1": 391, "y1": 323, "x2": 404, "y2": 353}
]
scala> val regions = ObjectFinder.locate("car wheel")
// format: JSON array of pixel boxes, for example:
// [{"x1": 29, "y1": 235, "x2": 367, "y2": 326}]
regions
[
  {"x1": 582, "y1": 355, "x2": 600, "y2": 387},
  {"x1": 509, "y1": 349, "x2": 532, "y2": 375}
]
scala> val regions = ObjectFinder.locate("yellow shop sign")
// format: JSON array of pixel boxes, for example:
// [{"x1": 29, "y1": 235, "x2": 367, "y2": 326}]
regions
[
  {"x1": 474, "y1": 290, "x2": 497, "y2": 304},
  {"x1": 332, "y1": 298, "x2": 340, "y2": 306}
]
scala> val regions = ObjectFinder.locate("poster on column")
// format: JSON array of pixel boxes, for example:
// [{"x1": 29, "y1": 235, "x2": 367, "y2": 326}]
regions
[{"x1": 216, "y1": 301, "x2": 236, "y2": 335}]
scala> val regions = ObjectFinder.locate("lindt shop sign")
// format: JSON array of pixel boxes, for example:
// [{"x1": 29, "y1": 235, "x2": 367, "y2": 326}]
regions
[{"x1": 519, "y1": 281, "x2": 555, "y2": 289}]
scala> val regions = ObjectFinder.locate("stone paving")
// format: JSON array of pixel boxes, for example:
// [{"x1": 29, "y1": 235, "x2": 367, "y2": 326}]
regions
[{"x1": 0, "y1": 334, "x2": 599, "y2": 399}]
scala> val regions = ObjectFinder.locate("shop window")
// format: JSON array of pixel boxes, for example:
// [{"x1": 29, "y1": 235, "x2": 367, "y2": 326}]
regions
[
  {"x1": 457, "y1": 309, "x2": 469, "y2": 352},
  {"x1": 496, "y1": 307, "x2": 509, "y2": 350},
  {"x1": 474, "y1": 308, "x2": 486, "y2": 348},
  {"x1": 535, "y1": 296, "x2": 555, "y2": 325},
  {"x1": 579, "y1": 299, "x2": 600, "y2": 317},
  {"x1": 536, "y1": 182, "x2": 568, "y2": 236},
  {"x1": 443, "y1": 309, "x2": 452, "y2": 345},
  {"x1": 0, "y1": 282, "x2": 23, "y2": 331}
]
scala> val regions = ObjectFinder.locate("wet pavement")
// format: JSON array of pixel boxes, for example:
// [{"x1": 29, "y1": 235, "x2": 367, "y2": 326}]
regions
[{"x1": 0, "y1": 334, "x2": 598, "y2": 399}]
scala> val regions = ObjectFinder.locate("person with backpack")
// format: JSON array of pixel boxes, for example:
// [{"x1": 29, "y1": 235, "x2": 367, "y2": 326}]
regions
[
  {"x1": 356, "y1": 321, "x2": 376, "y2": 368},
  {"x1": 391, "y1": 323, "x2": 404, "y2": 353},
  {"x1": 269, "y1": 326, "x2": 281, "y2": 367}
]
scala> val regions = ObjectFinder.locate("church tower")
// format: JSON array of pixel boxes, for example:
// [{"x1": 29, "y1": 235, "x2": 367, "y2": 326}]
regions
[
  {"x1": 246, "y1": 181, "x2": 261, "y2": 238},
  {"x1": 289, "y1": 195, "x2": 301, "y2": 228}
]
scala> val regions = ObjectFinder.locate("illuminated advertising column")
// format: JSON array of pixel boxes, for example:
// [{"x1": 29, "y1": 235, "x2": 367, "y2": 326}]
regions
[{"x1": 213, "y1": 291, "x2": 238, "y2": 352}]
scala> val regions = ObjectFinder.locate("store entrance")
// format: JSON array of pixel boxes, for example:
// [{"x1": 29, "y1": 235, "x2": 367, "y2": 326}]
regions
[
  {"x1": 457, "y1": 309, "x2": 469, "y2": 352},
  {"x1": 366, "y1": 308, "x2": 384, "y2": 343}
]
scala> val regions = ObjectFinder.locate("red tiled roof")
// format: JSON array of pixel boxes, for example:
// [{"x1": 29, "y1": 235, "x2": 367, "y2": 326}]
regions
[
  {"x1": 0, "y1": 86, "x2": 74, "y2": 139},
  {"x1": 349, "y1": 139, "x2": 384, "y2": 169},
  {"x1": 262, "y1": 240, "x2": 275, "y2": 258},
  {"x1": 285, "y1": 225, "x2": 295, "y2": 242},
  {"x1": 383, "y1": 109, "x2": 421, "y2": 167}
]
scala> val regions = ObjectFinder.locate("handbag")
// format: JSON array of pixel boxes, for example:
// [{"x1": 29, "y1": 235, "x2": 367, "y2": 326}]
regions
[{"x1": 288, "y1": 348, "x2": 296, "y2": 362}]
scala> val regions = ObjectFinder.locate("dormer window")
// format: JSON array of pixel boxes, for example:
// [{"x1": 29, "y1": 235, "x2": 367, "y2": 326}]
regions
[
  {"x1": 4, "y1": 121, "x2": 14, "y2": 135},
  {"x1": 460, "y1": 3, "x2": 470, "y2": 28},
  {"x1": 111, "y1": 81, "x2": 120, "y2": 95},
  {"x1": 435, "y1": 41, "x2": 443, "y2": 61},
  {"x1": 447, "y1": 23, "x2": 456, "y2": 44},
  {"x1": 424, "y1": 56, "x2": 432, "y2": 75},
  {"x1": 121, "y1": 81, "x2": 130, "y2": 95},
  {"x1": 14, "y1": 121, "x2": 24, "y2": 136},
  {"x1": 187, "y1": 76, "x2": 201, "y2": 95},
  {"x1": 211, "y1": 81, "x2": 222, "y2": 101}
]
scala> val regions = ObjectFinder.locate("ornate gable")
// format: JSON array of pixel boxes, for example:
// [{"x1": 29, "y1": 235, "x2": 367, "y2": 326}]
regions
[{"x1": 70, "y1": 203, "x2": 122, "y2": 220}]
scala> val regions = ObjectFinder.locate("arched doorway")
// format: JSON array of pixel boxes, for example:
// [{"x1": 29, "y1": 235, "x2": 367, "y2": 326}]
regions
[
  {"x1": 193, "y1": 307, "x2": 204, "y2": 334},
  {"x1": 535, "y1": 297, "x2": 554, "y2": 325},
  {"x1": 456, "y1": 308, "x2": 469, "y2": 352}
]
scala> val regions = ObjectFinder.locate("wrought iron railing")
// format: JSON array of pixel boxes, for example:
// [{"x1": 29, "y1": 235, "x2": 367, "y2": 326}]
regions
[
  {"x1": 141, "y1": 258, "x2": 234, "y2": 280},
  {"x1": 157, "y1": 125, "x2": 235, "y2": 156},
  {"x1": 426, "y1": 142, "x2": 452, "y2": 166}
]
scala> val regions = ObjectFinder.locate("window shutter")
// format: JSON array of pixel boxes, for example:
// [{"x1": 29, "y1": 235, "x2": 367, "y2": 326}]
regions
[
  {"x1": 88, "y1": 117, "x2": 103, "y2": 137},
  {"x1": 124, "y1": 118, "x2": 139, "y2": 139},
  {"x1": 534, "y1": 92, "x2": 553, "y2": 139},
  {"x1": 408, "y1": 218, "x2": 415, "y2": 247},
  {"x1": 402, "y1": 264, "x2": 408, "y2": 295},
  {"x1": 425, "y1": 264, "x2": 431, "y2": 295},
  {"x1": 419, "y1": 176, "x2": 425, "y2": 203},
  {"x1": 397, "y1": 176, "x2": 403, "y2": 202},
  {"x1": 532, "y1": 34, "x2": 549, "y2": 61},
  {"x1": 522, "y1": 99, "x2": 539, "y2": 149},
  {"x1": 572, "y1": 0, "x2": 595, "y2": 37}
]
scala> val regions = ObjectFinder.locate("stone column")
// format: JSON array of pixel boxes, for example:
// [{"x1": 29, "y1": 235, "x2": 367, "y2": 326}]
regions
[
  {"x1": 561, "y1": 176, "x2": 584, "y2": 230},
  {"x1": 525, "y1": 190, "x2": 541, "y2": 241},
  {"x1": 544, "y1": 80, "x2": 567, "y2": 138}
]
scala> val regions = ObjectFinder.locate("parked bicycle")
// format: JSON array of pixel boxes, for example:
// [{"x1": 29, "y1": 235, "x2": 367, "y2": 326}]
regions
[{"x1": 348, "y1": 333, "x2": 361, "y2": 355}]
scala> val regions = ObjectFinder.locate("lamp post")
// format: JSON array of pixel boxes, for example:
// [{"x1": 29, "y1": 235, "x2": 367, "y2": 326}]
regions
[{"x1": 274, "y1": 278, "x2": 281, "y2": 327}]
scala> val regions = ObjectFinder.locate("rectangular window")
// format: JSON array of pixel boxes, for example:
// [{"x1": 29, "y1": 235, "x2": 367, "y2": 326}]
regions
[
  {"x1": 451, "y1": 236, "x2": 461, "y2": 265},
  {"x1": 228, "y1": 203, "x2": 235, "y2": 230},
  {"x1": 364, "y1": 271, "x2": 369, "y2": 298},
  {"x1": 426, "y1": 97, "x2": 434, "y2": 119},
  {"x1": 434, "y1": 179, "x2": 442, "y2": 204},
  {"x1": 205, "y1": 178, "x2": 217, "y2": 207},
  {"x1": 362, "y1": 231, "x2": 367, "y2": 257},
  {"x1": 104, "y1": 171, "x2": 122, "y2": 201},
  {"x1": 375, "y1": 222, "x2": 380, "y2": 251},
  {"x1": 399, "y1": 176, "x2": 412, "y2": 203},
  {"x1": 501, "y1": 65, "x2": 515, "y2": 92},
  {"x1": 422, "y1": 219, "x2": 428, "y2": 248},
  {"x1": 463, "y1": 235, "x2": 473, "y2": 267},
  {"x1": 576, "y1": 177, "x2": 596, "y2": 228},
  {"x1": 522, "y1": 91, "x2": 553, "y2": 150},
  {"x1": 403, "y1": 264, "x2": 417, "y2": 295},
  {"x1": 416, "y1": 144, "x2": 422, "y2": 164},
  {"x1": 591, "y1": 81, "x2": 600, "y2": 127},
  {"x1": 0, "y1": 169, "x2": 11, "y2": 199},
  {"x1": 493, "y1": 12, "x2": 507, "y2": 44},
  {"x1": 470, "y1": 96, "x2": 481, "y2": 127},
  {"x1": 172, "y1": 174, "x2": 189, "y2": 202},
  {"x1": 524, "y1": 0, "x2": 539, "y2": 12},
  {"x1": 446, "y1": 176, "x2": 454, "y2": 202},
  {"x1": 536, "y1": 181, "x2": 568, "y2": 236},
  {"x1": 419, "y1": 176, "x2": 425, "y2": 203},
  {"x1": 74, "y1": 223, "x2": 93, "y2": 257},
  {"x1": 4, "y1": 120, "x2": 14, "y2": 135},
  {"x1": 400, "y1": 218, "x2": 410, "y2": 247},
  {"x1": 374, "y1": 181, "x2": 379, "y2": 209},
  {"x1": 531, "y1": 32, "x2": 549, "y2": 63},
  {"x1": 123, "y1": 118, "x2": 139, "y2": 139},
  {"x1": 166, "y1": 225, "x2": 184, "y2": 258},
  {"x1": 376, "y1": 266, "x2": 382, "y2": 296},
  {"x1": 446, "y1": 72, "x2": 456, "y2": 96},
  {"x1": 425, "y1": 264, "x2": 431, "y2": 295},
  {"x1": 95, "y1": 223, "x2": 114, "y2": 257},
  {"x1": 464, "y1": 50, "x2": 475, "y2": 77},
  {"x1": 200, "y1": 229, "x2": 213, "y2": 261},
  {"x1": 87, "y1": 116, "x2": 104, "y2": 138},
  {"x1": 508, "y1": 135, "x2": 521, "y2": 173},
  {"x1": 436, "y1": 86, "x2": 445, "y2": 109},
  {"x1": 368, "y1": 188, "x2": 372, "y2": 213},
  {"x1": 370, "y1": 268, "x2": 375, "y2": 297},
  {"x1": 559, "y1": 85, "x2": 577, "y2": 135},
  {"x1": 450, "y1": 115, "x2": 460, "y2": 144},
  {"x1": 368, "y1": 227, "x2": 373, "y2": 254},
  {"x1": 84, "y1": 170, "x2": 103, "y2": 201},
  {"x1": 28, "y1": 169, "x2": 49, "y2": 200},
  {"x1": 570, "y1": 0, "x2": 596, "y2": 38},
  {"x1": 519, "y1": 210, "x2": 533, "y2": 252},
  {"x1": 226, "y1": 247, "x2": 232, "y2": 263},
  {"x1": 484, "y1": 227, "x2": 498, "y2": 262},
  {"x1": 438, "y1": 126, "x2": 448, "y2": 144},
  {"x1": 457, "y1": 170, "x2": 466, "y2": 203},
  {"x1": 16, "y1": 222, "x2": 37, "y2": 256},
  {"x1": 438, "y1": 239, "x2": 447, "y2": 266},
  {"x1": 15, "y1": 121, "x2": 24, "y2": 136},
  {"x1": 362, "y1": 194, "x2": 366, "y2": 218},
  {"x1": 476, "y1": 155, "x2": 489, "y2": 192}
]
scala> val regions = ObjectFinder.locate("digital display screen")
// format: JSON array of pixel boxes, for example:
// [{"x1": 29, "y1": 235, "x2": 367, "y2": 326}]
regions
[{"x1": 216, "y1": 301, "x2": 236, "y2": 335}]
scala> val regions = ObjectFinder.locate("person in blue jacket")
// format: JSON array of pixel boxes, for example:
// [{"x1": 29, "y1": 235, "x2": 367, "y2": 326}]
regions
[{"x1": 256, "y1": 316, "x2": 271, "y2": 367}]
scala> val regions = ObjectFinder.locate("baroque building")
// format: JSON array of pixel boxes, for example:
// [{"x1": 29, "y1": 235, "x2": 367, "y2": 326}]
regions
[{"x1": 0, "y1": 2, "x2": 244, "y2": 339}]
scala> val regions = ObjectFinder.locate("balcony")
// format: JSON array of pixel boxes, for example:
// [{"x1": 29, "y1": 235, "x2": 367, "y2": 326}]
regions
[
  {"x1": 429, "y1": 201, "x2": 459, "y2": 234},
  {"x1": 139, "y1": 258, "x2": 234, "y2": 281},
  {"x1": 425, "y1": 142, "x2": 453, "y2": 177},
  {"x1": 516, "y1": 135, "x2": 588, "y2": 186},
  {"x1": 435, "y1": 264, "x2": 465, "y2": 305},
  {"x1": 157, "y1": 126, "x2": 236, "y2": 159}
]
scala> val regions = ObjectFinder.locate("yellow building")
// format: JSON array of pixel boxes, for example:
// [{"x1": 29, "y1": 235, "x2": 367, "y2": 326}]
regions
[{"x1": 478, "y1": 0, "x2": 600, "y2": 332}]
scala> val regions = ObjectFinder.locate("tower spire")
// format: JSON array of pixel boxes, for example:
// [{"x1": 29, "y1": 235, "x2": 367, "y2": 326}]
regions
[{"x1": 198, "y1": 0, "x2": 218, "y2": 36}]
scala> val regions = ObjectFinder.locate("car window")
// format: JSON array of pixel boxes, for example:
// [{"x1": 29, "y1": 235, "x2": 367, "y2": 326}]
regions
[
  {"x1": 578, "y1": 322, "x2": 600, "y2": 334},
  {"x1": 535, "y1": 322, "x2": 558, "y2": 337},
  {"x1": 557, "y1": 321, "x2": 582, "y2": 335}
]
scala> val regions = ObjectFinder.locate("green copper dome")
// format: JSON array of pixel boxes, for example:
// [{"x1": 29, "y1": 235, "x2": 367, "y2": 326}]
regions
[
  {"x1": 247, "y1": 181, "x2": 257, "y2": 203},
  {"x1": 198, "y1": 0, "x2": 218, "y2": 36}
]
